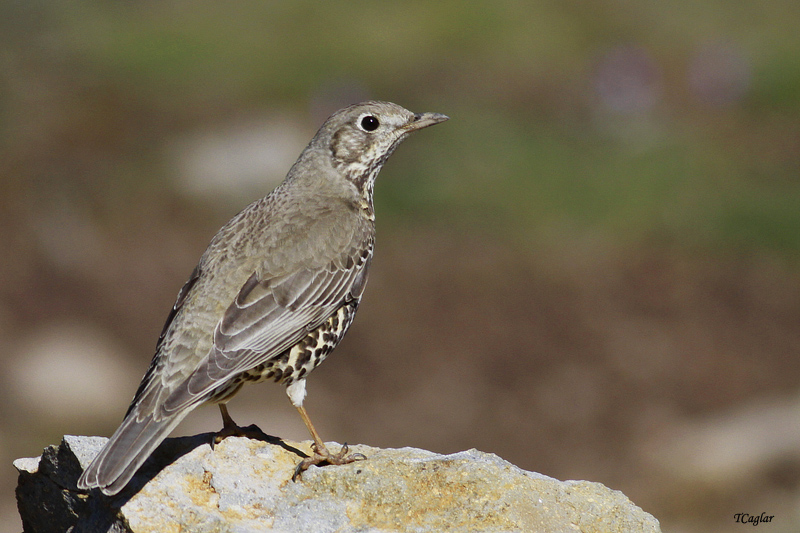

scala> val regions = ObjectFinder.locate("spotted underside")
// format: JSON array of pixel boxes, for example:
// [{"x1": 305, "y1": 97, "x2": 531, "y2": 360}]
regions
[{"x1": 209, "y1": 301, "x2": 358, "y2": 404}]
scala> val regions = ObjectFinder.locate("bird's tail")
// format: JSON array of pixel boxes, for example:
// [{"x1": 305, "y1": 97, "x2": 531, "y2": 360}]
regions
[{"x1": 77, "y1": 409, "x2": 191, "y2": 496}]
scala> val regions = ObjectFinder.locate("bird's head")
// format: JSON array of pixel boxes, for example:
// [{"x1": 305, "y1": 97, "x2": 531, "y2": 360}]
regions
[{"x1": 315, "y1": 101, "x2": 448, "y2": 197}]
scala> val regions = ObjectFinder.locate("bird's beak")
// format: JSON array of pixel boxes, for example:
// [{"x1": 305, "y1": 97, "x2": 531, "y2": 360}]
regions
[{"x1": 405, "y1": 112, "x2": 449, "y2": 132}]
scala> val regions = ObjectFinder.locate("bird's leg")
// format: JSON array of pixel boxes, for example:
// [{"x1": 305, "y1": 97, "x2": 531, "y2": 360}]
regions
[
  {"x1": 212, "y1": 403, "x2": 267, "y2": 446},
  {"x1": 287, "y1": 380, "x2": 365, "y2": 480},
  {"x1": 295, "y1": 403, "x2": 328, "y2": 453},
  {"x1": 219, "y1": 403, "x2": 237, "y2": 431}
]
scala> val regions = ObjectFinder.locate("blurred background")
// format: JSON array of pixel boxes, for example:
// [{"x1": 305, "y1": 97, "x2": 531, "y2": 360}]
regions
[{"x1": 2, "y1": 1, "x2": 800, "y2": 531}]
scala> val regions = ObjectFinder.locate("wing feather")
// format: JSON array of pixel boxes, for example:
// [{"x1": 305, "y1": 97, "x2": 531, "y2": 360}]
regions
[{"x1": 165, "y1": 247, "x2": 371, "y2": 411}]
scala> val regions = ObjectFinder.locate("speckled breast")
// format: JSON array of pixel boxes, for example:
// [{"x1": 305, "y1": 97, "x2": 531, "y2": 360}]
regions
[{"x1": 211, "y1": 301, "x2": 359, "y2": 404}]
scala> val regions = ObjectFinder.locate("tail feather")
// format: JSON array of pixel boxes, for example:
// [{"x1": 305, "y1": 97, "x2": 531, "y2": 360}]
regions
[{"x1": 77, "y1": 409, "x2": 191, "y2": 495}]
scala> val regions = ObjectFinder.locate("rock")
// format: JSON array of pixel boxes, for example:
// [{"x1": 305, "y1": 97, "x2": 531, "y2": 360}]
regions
[
  {"x1": 15, "y1": 435, "x2": 661, "y2": 533},
  {"x1": 7, "y1": 323, "x2": 136, "y2": 421},
  {"x1": 170, "y1": 113, "x2": 309, "y2": 200},
  {"x1": 643, "y1": 393, "x2": 800, "y2": 485}
]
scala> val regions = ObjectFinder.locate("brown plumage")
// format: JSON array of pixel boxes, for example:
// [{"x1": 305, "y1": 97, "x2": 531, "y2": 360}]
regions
[{"x1": 77, "y1": 101, "x2": 448, "y2": 495}]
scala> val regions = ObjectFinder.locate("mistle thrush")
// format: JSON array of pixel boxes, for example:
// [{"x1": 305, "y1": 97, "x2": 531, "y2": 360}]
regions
[{"x1": 77, "y1": 101, "x2": 448, "y2": 495}]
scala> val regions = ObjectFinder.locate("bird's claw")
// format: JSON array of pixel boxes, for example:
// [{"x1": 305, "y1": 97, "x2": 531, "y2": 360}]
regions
[
  {"x1": 292, "y1": 442, "x2": 366, "y2": 481},
  {"x1": 211, "y1": 423, "x2": 265, "y2": 449}
]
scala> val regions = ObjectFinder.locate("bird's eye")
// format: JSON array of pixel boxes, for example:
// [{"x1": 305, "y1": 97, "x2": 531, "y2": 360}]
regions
[{"x1": 359, "y1": 115, "x2": 380, "y2": 132}]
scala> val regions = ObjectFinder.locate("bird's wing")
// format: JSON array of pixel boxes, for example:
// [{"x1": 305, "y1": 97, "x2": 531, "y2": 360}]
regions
[
  {"x1": 79, "y1": 247, "x2": 371, "y2": 493},
  {"x1": 161, "y1": 243, "x2": 372, "y2": 413}
]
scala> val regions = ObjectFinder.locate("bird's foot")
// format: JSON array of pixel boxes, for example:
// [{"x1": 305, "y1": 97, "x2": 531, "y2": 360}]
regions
[
  {"x1": 212, "y1": 423, "x2": 268, "y2": 448},
  {"x1": 292, "y1": 442, "x2": 366, "y2": 481}
]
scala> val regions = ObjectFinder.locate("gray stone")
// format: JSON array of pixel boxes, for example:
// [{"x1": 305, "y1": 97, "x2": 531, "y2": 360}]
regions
[{"x1": 15, "y1": 435, "x2": 661, "y2": 532}]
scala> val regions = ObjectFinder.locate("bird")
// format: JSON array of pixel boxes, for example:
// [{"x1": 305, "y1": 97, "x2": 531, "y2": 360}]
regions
[{"x1": 77, "y1": 101, "x2": 448, "y2": 495}]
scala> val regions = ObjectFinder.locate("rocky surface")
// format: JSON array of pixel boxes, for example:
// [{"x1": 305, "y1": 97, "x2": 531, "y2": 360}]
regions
[{"x1": 15, "y1": 434, "x2": 661, "y2": 532}]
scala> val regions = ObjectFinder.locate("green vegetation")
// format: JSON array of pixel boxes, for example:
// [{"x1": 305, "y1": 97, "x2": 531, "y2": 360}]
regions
[{"x1": 3, "y1": 0, "x2": 799, "y2": 255}]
